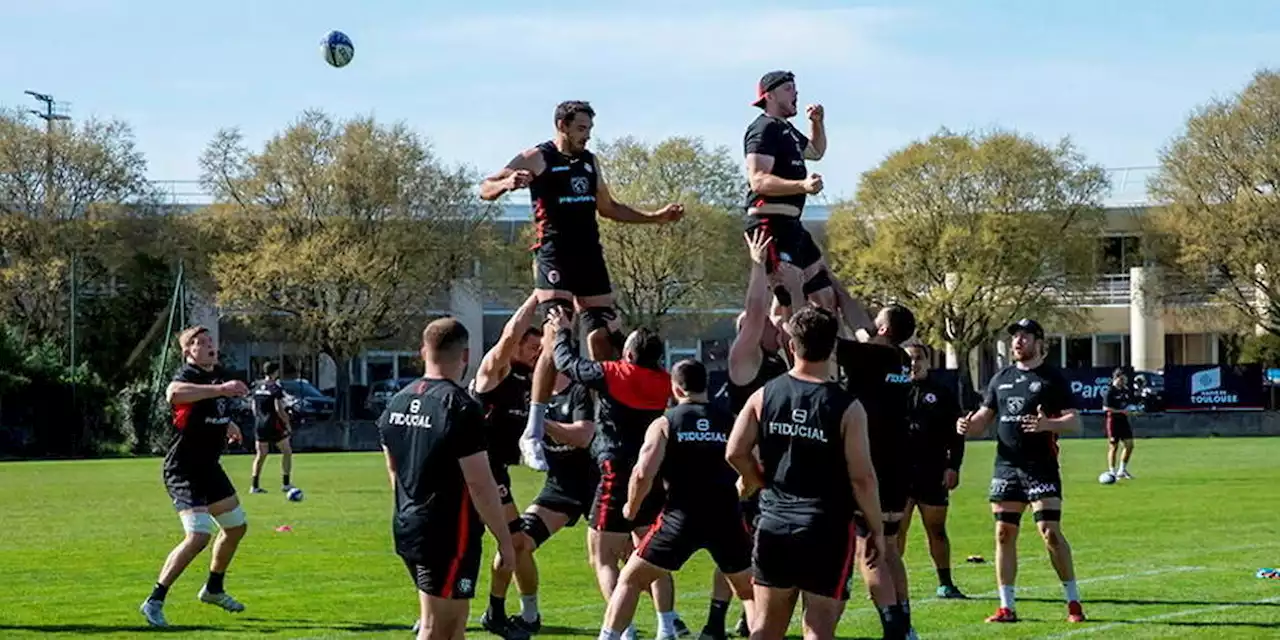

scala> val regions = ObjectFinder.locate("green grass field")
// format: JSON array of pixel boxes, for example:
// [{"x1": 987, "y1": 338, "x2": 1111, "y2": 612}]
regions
[{"x1": 2, "y1": 437, "x2": 1279, "y2": 639}]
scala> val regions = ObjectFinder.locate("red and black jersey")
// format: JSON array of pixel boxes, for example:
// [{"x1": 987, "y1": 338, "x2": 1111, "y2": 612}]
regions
[
  {"x1": 551, "y1": 328, "x2": 670, "y2": 464},
  {"x1": 528, "y1": 141, "x2": 601, "y2": 250},
  {"x1": 164, "y1": 363, "x2": 235, "y2": 471}
]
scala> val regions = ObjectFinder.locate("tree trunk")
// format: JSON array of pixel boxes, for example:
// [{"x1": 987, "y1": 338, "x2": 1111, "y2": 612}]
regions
[{"x1": 954, "y1": 340, "x2": 979, "y2": 412}]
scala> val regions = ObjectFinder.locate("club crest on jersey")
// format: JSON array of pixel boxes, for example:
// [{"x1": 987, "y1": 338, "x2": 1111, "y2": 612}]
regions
[
  {"x1": 1007, "y1": 396, "x2": 1026, "y2": 414},
  {"x1": 1029, "y1": 381, "x2": 1042, "y2": 393},
  {"x1": 584, "y1": 162, "x2": 594, "y2": 173},
  {"x1": 547, "y1": 269, "x2": 561, "y2": 285},
  {"x1": 924, "y1": 393, "x2": 936, "y2": 404},
  {"x1": 571, "y1": 176, "x2": 589, "y2": 194}
]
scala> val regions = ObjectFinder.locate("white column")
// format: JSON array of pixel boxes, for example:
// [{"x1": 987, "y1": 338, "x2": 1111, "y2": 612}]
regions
[
  {"x1": 450, "y1": 278, "x2": 484, "y2": 382},
  {"x1": 944, "y1": 272, "x2": 960, "y2": 369},
  {"x1": 995, "y1": 338, "x2": 1009, "y2": 369},
  {"x1": 1129, "y1": 266, "x2": 1165, "y2": 371},
  {"x1": 187, "y1": 292, "x2": 220, "y2": 345}
]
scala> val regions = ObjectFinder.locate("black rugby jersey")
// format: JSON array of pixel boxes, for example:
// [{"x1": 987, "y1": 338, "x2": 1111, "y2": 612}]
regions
[
  {"x1": 756, "y1": 374, "x2": 856, "y2": 520},
  {"x1": 251, "y1": 379, "x2": 285, "y2": 427},
  {"x1": 661, "y1": 402, "x2": 737, "y2": 512},
  {"x1": 378, "y1": 378, "x2": 488, "y2": 557},
  {"x1": 743, "y1": 115, "x2": 810, "y2": 214},
  {"x1": 906, "y1": 376, "x2": 965, "y2": 472},
  {"x1": 1103, "y1": 385, "x2": 1130, "y2": 412},
  {"x1": 982, "y1": 364, "x2": 1074, "y2": 470},
  {"x1": 165, "y1": 364, "x2": 236, "y2": 470},
  {"x1": 543, "y1": 382, "x2": 595, "y2": 484},
  {"x1": 727, "y1": 349, "x2": 789, "y2": 416},
  {"x1": 836, "y1": 340, "x2": 912, "y2": 456},
  {"x1": 528, "y1": 141, "x2": 600, "y2": 249},
  {"x1": 471, "y1": 362, "x2": 533, "y2": 469}
]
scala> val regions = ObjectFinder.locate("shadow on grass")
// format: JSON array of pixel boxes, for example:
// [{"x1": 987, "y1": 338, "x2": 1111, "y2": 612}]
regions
[
  {"x1": 0, "y1": 621, "x2": 417, "y2": 635},
  {"x1": 0, "y1": 624, "x2": 215, "y2": 634},
  {"x1": 1016, "y1": 596, "x2": 1280, "y2": 607}
]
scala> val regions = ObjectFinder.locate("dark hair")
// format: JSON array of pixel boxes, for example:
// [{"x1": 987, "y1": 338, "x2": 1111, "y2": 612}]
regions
[
  {"x1": 554, "y1": 100, "x2": 595, "y2": 127},
  {"x1": 904, "y1": 342, "x2": 930, "y2": 359},
  {"x1": 421, "y1": 317, "x2": 470, "y2": 360},
  {"x1": 263, "y1": 362, "x2": 279, "y2": 376},
  {"x1": 878, "y1": 304, "x2": 917, "y2": 346},
  {"x1": 1113, "y1": 367, "x2": 1128, "y2": 379},
  {"x1": 786, "y1": 305, "x2": 839, "y2": 362},
  {"x1": 522, "y1": 326, "x2": 544, "y2": 342},
  {"x1": 671, "y1": 359, "x2": 708, "y2": 394},
  {"x1": 625, "y1": 327, "x2": 665, "y2": 370},
  {"x1": 177, "y1": 325, "x2": 210, "y2": 349}
]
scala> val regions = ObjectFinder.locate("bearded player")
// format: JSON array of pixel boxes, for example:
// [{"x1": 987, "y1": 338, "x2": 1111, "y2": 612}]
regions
[{"x1": 479, "y1": 100, "x2": 684, "y2": 472}]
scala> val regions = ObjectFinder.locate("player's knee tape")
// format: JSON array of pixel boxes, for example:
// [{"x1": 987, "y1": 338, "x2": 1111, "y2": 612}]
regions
[
  {"x1": 882, "y1": 520, "x2": 902, "y2": 536},
  {"x1": 180, "y1": 511, "x2": 217, "y2": 535},
  {"x1": 581, "y1": 306, "x2": 616, "y2": 332},
  {"x1": 1033, "y1": 509, "x2": 1061, "y2": 523},
  {"x1": 214, "y1": 506, "x2": 247, "y2": 529},
  {"x1": 536, "y1": 298, "x2": 573, "y2": 320},
  {"x1": 994, "y1": 511, "x2": 1023, "y2": 526},
  {"x1": 507, "y1": 518, "x2": 524, "y2": 535},
  {"x1": 520, "y1": 513, "x2": 552, "y2": 548},
  {"x1": 802, "y1": 269, "x2": 833, "y2": 295}
]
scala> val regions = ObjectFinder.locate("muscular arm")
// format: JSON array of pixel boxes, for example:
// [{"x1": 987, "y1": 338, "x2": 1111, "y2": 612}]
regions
[
  {"x1": 166, "y1": 381, "x2": 226, "y2": 405},
  {"x1": 727, "y1": 390, "x2": 765, "y2": 494},
  {"x1": 1040, "y1": 409, "x2": 1082, "y2": 434},
  {"x1": 459, "y1": 452, "x2": 516, "y2": 548},
  {"x1": 473, "y1": 293, "x2": 540, "y2": 394},
  {"x1": 804, "y1": 119, "x2": 826, "y2": 161},
  {"x1": 841, "y1": 400, "x2": 883, "y2": 536},
  {"x1": 830, "y1": 276, "x2": 875, "y2": 340},
  {"x1": 596, "y1": 177, "x2": 667, "y2": 224},
  {"x1": 962, "y1": 405, "x2": 996, "y2": 437},
  {"x1": 628, "y1": 417, "x2": 668, "y2": 512},
  {"x1": 544, "y1": 418, "x2": 595, "y2": 449},
  {"x1": 746, "y1": 154, "x2": 809, "y2": 196},
  {"x1": 728, "y1": 262, "x2": 770, "y2": 386},
  {"x1": 479, "y1": 148, "x2": 544, "y2": 201},
  {"x1": 552, "y1": 328, "x2": 607, "y2": 389},
  {"x1": 381, "y1": 445, "x2": 396, "y2": 491}
]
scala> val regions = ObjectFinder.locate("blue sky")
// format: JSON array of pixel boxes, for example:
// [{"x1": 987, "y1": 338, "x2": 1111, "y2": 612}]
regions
[{"x1": 2, "y1": 0, "x2": 1278, "y2": 203}]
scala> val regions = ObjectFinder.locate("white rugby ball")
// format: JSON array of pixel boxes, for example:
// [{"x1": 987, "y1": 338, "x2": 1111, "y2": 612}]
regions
[
  {"x1": 286, "y1": 487, "x2": 305, "y2": 502},
  {"x1": 1097, "y1": 471, "x2": 1117, "y2": 485},
  {"x1": 322, "y1": 30, "x2": 354, "y2": 68}
]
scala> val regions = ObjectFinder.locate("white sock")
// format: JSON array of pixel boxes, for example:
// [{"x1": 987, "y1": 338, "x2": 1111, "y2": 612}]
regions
[
  {"x1": 1063, "y1": 580, "x2": 1080, "y2": 603},
  {"x1": 658, "y1": 611, "x2": 678, "y2": 635},
  {"x1": 999, "y1": 585, "x2": 1016, "y2": 610},
  {"x1": 525, "y1": 403, "x2": 547, "y2": 440},
  {"x1": 1118, "y1": 461, "x2": 1127, "y2": 473},
  {"x1": 598, "y1": 628, "x2": 622, "y2": 640},
  {"x1": 624, "y1": 624, "x2": 638, "y2": 640},
  {"x1": 1109, "y1": 465, "x2": 1116, "y2": 474},
  {"x1": 520, "y1": 594, "x2": 539, "y2": 622}
]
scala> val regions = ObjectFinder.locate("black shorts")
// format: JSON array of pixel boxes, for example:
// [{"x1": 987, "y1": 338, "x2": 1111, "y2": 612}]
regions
[
  {"x1": 533, "y1": 472, "x2": 596, "y2": 526},
  {"x1": 254, "y1": 418, "x2": 287, "y2": 444},
  {"x1": 746, "y1": 215, "x2": 824, "y2": 274},
  {"x1": 492, "y1": 464, "x2": 515, "y2": 506},
  {"x1": 753, "y1": 512, "x2": 858, "y2": 600},
  {"x1": 905, "y1": 465, "x2": 950, "y2": 507},
  {"x1": 637, "y1": 508, "x2": 752, "y2": 574},
  {"x1": 164, "y1": 464, "x2": 237, "y2": 512},
  {"x1": 1105, "y1": 412, "x2": 1133, "y2": 442},
  {"x1": 871, "y1": 450, "x2": 909, "y2": 514},
  {"x1": 589, "y1": 457, "x2": 663, "y2": 533},
  {"x1": 534, "y1": 240, "x2": 612, "y2": 298},
  {"x1": 399, "y1": 536, "x2": 483, "y2": 600},
  {"x1": 740, "y1": 494, "x2": 761, "y2": 535},
  {"x1": 989, "y1": 464, "x2": 1063, "y2": 504}
]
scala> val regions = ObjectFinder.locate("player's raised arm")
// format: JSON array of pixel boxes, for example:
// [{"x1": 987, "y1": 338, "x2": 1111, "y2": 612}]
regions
[
  {"x1": 729, "y1": 231, "x2": 773, "y2": 386},
  {"x1": 830, "y1": 275, "x2": 875, "y2": 340},
  {"x1": 803, "y1": 104, "x2": 826, "y2": 160},
  {"x1": 474, "y1": 293, "x2": 540, "y2": 394},
  {"x1": 624, "y1": 416, "x2": 669, "y2": 520},
  {"x1": 546, "y1": 308, "x2": 607, "y2": 389},
  {"x1": 595, "y1": 160, "x2": 684, "y2": 224},
  {"x1": 479, "y1": 148, "x2": 545, "y2": 201},
  {"x1": 745, "y1": 119, "x2": 821, "y2": 197},
  {"x1": 726, "y1": 389, "x2": 765, "y2": 495},
  {"x1": 167, "y1": 378, "x2": 246, "y2": 405}
]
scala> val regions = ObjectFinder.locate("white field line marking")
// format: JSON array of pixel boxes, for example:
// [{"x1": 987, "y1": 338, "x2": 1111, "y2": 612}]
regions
[{"x1": 1036, "y1": 595, "x2": 1280, "y2": 638}]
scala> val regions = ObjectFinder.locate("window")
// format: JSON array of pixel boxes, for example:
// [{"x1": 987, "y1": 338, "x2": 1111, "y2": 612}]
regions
[
  {"x1": 1046, "y1": 336, "x2": 1064, "y2": 367},
  {"x1": 1065, "y1": 336, "x2": 1092, "y2": 368},
  {"x1": 1099, "y1": 235, "x2": 1142, "y2": 275},
  {"x1": 1095, "y1": 334, "x2": 1125, "y2": 368}
]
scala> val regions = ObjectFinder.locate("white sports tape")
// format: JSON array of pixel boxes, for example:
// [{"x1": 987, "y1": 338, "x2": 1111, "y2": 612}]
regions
[
  {"x1": 214, "y1": 506, "x2": 247, "y2": 529},
  {"x1": 180, "y1": 511, "x2": 217, "y2": 534}
]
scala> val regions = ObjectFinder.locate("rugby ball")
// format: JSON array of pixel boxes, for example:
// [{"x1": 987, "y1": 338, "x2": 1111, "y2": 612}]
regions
[
  {"x1": 286, "y1": 487, "x2": 305, "y2": 502},
  {"x1": 1097, "y1": 471, "x2": 1117, "y2": 485},
  {"x1": 322, "y1": 31, "x2": 354, "y2": 68}
]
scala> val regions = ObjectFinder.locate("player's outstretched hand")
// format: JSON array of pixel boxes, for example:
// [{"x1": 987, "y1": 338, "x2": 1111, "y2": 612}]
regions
[
  {"x1": 806, "y1": 104, "x2": 824, "y2": 124},
  {"x1": 745, "y1": 229, "x2": 773, "y2": 265},
  {"x1": 803, "y1": 173, "x2": 824, "y2": 195},
  {"x1": 655, "y1": 203, "x2": 685, "y2": 223},
  {"x1": 956, "y1": 414, "x2": 971, "y2": 436},
  {"x1": 1021, "y1": 406, "x2": 1051, "y2": 433},
  {"x1": 545, "y1": 306, "x2": 573, "y2": 332},
  {"x1": 226, "y1": 423, "x2": 243, "y2": 445},
  {"x1": 505, "y1": 169, "x2": 534, "y2": 191},
  {"x1": 220, "y1": 380, "x2": 249, "y2": 397},
  {"x1": 943, "y1": 469, "x2": 959, "y2": 491},
  {"x1": 496, "y1": 540, "x2": 517, "y2": 573},
  {"x1": 622, "y1": 501, "x2": 639, "y2": 521}
]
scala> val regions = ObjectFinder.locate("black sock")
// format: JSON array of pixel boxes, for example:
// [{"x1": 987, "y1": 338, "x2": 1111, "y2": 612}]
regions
[
  {"x1": 148, "y1": 582, "x2": 169, "y2": 603},
  {"x1": 706, "y1": 599, "x2": 730, "y2": 631},
  {"x1": 937, "y1": 568, "x2": 953, "y2": 587},
  {"x1": 251, "y1": 475, "x2": 260, "y2": 489},
  {"x1": 902, "y1": 599, "x2": 912, "y2": 629},
  {"x1": 877, "y1": 604, "x2": 908, "y2": 639},
  {"x1": 488, "y1": 595, "x2": 506, "y2": 619},
  {"x1": 283, "y1": 474, "x2": 290, "y2": 487},
  {"x1": 206, "y1": 571, "x2": 225, "y2": 594}
]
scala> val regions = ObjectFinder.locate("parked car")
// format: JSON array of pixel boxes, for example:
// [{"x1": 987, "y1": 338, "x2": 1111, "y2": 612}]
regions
[
  {"x1": 364, "y1": 377, "x2": 420, "y2": 418},
  {"x1": 278, "y1": 378, "x2": 337, "y2": 422}
]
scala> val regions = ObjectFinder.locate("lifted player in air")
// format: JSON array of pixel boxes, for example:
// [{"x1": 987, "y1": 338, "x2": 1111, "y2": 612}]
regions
[
  {"x1": 545, "y1": 308, "x2": 690, "y2": 640},
  {"x1": 380, "y1": 318, "x2": 518, "y2": 640},
  {"x1": 743, "y1": 71, "x2": 834, "y2": 311},
  {"x1": 479, "y1": 100, "x2": 684, "y2": 472},
  {"x1": 728, "y1": 306, "x2": 902, "y2": 640},
  {"x1": 1103, "y1": 368, "x2": 1136, "y2": 479},
  {"x1": 469, "y1": 294, "x2": 542, "y2": 640},
  {"x1": 140, "y1": 326, "x2": 251, "y2": 627},
  {"x1": 599, "y1": 360, "x2": 755, "y2": 640},
  {"x1": 249, "y1": 361, "x2": 293, "y2": 495},
  {"x1": 957, "y1": 318, "x2": 1086, "y2": 624},
  {"x1": 832, "y1": 299, "x2": 920, "y2": 638},
  {"x1": 900, "y1": 343, "x2": 967, "y2": 599}
]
